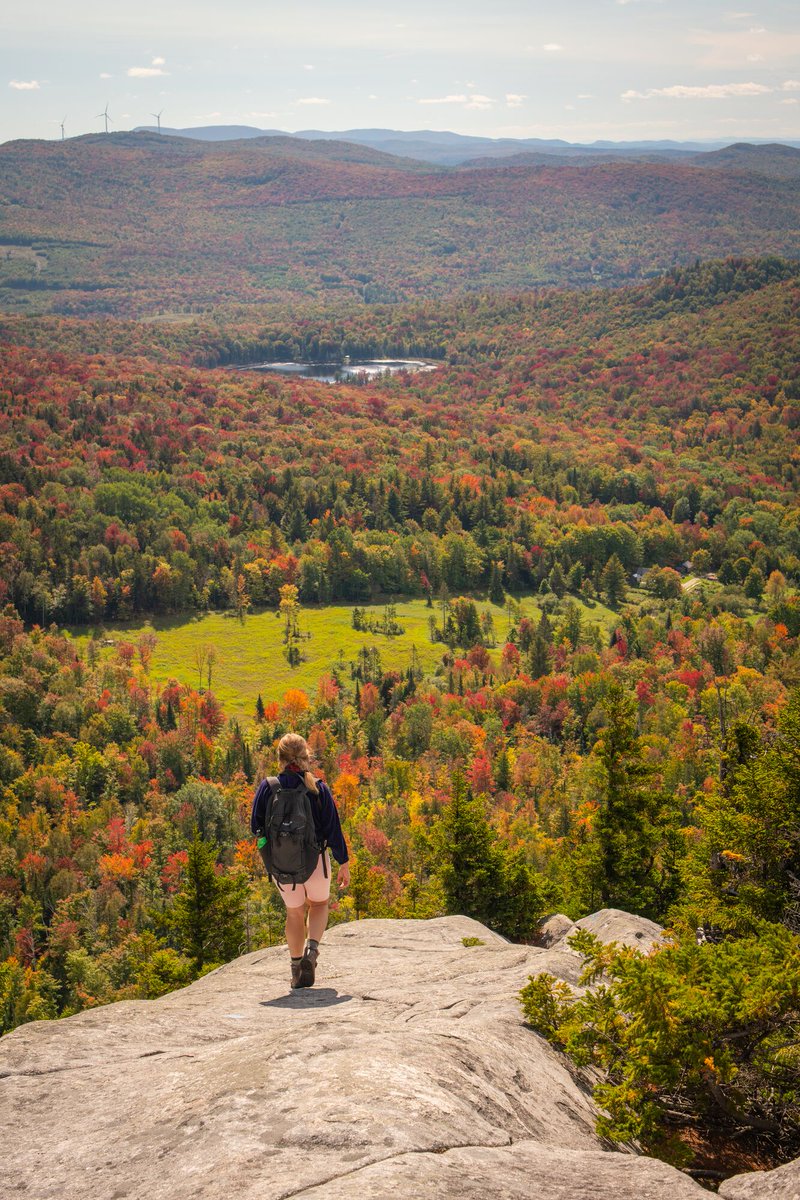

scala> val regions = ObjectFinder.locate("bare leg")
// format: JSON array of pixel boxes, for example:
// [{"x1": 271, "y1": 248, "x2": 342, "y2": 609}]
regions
[
  {"x1": 284, "y1": 906, "x2": 305, "y2": 957},
  {"x1": 306, "y1": 899, "x2": 329, "y2": 944}
]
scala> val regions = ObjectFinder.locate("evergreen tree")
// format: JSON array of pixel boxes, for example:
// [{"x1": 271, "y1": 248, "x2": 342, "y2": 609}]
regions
[
  {"x1": 255, "y1": 693, "x2": 266, "y2": 723},
  {"x1": 241, "y1": 739, "x2": 254, "y2": 782},
  {"x1": 600, "y1": 554, "x2": 628, "y2": 608},
  {"x1": 548, "y1": 562, "x2": 567, "y2": 598},
  {"x1": 559, "y1": 601, "x2": 582, "y2": 650},
  {"x1": 566, "y1": 562, "x2": 584, "y2": 592},
  {"x1": 676, "y1": 693, "x2": 800, "y2": 935},
  {"x1": 433, "y1": 772, "x2": 504, "y2": 927},
  {"x1": 528, "y1": 633, "x2": 550, "y2": 680},
  {"x1": 493, "y1": 848, "x2": 553, "y2": 941},
  {"x1": 488, "y1": 560, "x2": 505, "y2": 606},
  {"x1": 573, "y1": 685, "x2": 680, "y2": 920},
  {"x1": 433, "y1": 773, "x2": 553, "y2": 938},
  {"x1": 170, "y1": 834, "x2": 248, "y2": 971}
]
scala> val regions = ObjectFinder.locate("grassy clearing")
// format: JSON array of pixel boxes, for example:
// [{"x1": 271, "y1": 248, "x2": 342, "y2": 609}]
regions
[
  {"x1": 71, "y1": 594, "x2": 621, "y2": 719},
  {"x1": 74, "y1": 601, "x2": 444, "y2": 719}
]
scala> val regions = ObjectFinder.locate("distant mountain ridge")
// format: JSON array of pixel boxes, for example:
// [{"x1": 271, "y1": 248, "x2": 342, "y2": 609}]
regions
[
  {"x1": 1, "y1": 131, "x2": 799, "y2": 314},
  {"x1": 690, "y1": 142, "x2": 800, "y2": 180},
  {"x1": 131, "y1": 124, "x2": 800, "y2": 167}
]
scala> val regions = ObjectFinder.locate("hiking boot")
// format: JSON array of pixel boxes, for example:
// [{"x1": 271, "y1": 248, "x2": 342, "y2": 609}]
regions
[
  {"x1": 298, "y1": 946, "x2": 318, "y2": 988},
  {"x1": 290, "y1": 959, "x2": 304, "y2": 990}
]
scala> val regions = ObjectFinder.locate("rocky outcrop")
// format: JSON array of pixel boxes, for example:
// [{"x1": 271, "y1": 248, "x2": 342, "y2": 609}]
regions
[
  {"x1": 538, "y1": 907, "x2": 664, "y2": 952},
  {"x1": 720, "y1": 1158, "x2": 800, "y2": 1199},
  {"x1": 0, "y1": 913, "x2": 738, "y2": 1198}
]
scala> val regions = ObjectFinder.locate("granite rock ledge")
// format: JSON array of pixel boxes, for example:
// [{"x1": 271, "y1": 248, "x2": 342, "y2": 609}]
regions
[{"x1": 0, "y1": 911, "x2": 785, "y2": 1199}]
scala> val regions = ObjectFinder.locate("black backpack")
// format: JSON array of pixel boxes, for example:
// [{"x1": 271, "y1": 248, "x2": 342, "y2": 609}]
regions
[{"x1": 258, "y1": 776, "x2": 326, "y2": 888}]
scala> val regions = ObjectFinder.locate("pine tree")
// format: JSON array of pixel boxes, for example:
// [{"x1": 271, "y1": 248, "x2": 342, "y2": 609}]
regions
[
  {"x1": 241, "y1": 739, "x2": 254, "y2": 782},
  {"x1": 255, "y1": 693, "x2": 266, "y2": 723},
  {"x1": 434, "y1": 772, "x2": 503, "y2": 927},
  {"x1": 549, "y1": 562, "x2": 567, "y2": 598},
  {"x1": 433, "y1": 772, "x2": 551, "y2": 938},
  {"x1": 493, "y1": 848, "x2": 552, "y2": 941},
  {"x1": 676, "y1": 691, "x2": 800, "y2": 935},
  {"x1": 528, "y1": 633, "x2": 550, "y2": 680},
  {"x1": 488, "y1": 560, "x2": 505, "y2": 606},
  {"x1": 170, "y1": 834, "x2": 247, "y2": 971},
  {"x1": 600, "y1": 554, "x2": 628, "y2": 608},
  {"x1": 573, "y1": 684, "x2": 679, "y2": 919},
  {"x1": 566, "y1": 562, "x2": 584, "y2": 592}
]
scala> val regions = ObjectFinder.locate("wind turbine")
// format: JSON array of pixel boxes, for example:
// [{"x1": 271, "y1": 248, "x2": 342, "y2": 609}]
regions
[
  {"x1": 152, "y1": 109, "x2": 163, "y2": 133},
  {"x1": 96, "y1": 103, "x2": 111, "y2": 134},
  {"x1": 60, "y1": 116, "x2": 66, "y2": 141}
]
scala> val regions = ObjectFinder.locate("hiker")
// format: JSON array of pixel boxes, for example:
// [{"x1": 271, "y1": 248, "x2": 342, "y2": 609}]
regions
[{"x1": 251, "y1": 732, "x2": 350, "y2": 989}]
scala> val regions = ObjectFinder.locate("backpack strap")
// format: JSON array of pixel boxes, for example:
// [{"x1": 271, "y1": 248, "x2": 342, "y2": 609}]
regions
[{"x1": 260, "y1": 777, "x2": 283, "y2": 884}]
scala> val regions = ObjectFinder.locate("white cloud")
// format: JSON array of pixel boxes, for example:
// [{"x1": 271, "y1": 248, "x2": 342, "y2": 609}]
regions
[
  {"x1": 100, "y1": 72, "x2": 112, "y2": 79},
  {"x1": 506, "y1": 93, "x2": 527, "y2": 108},
  {"x1": 780, "y1": 98, "x2": 798, "y2": 105},
  {"x1": 9, "y1": 79, "x2": 39, "y2": 90},
  {"x1": 368, "y1": 93, "x2": 378, "y2": 100},
  {"x1": 128, "y1": 66, "x2": 169, "y2": 77},
  {"x1": 247, "y1": 111, "x2": 275, "y2": 120},
  {"x1": 690, "y1": 28, "x2": 800, "y2": 69},
  {"x1": 297, "y1": 96, "x2": 330, "y2": 105},
  {"x1": 418, "y1": 91, "x2": 496, "y2": 110},
  {"x1": 622, "y1": 81, "x2": 772, "y2": 100},
  {"x1": 783, "y1": 80, "x2": 800, "y2": 91},
  {"x1": 542, "y1": 43, "x2": 563, "y2": 52},
  {"x1": 577, "y1": 93, "x2": 593, "y2": 100},
  {"x1": 418, "y1": 94, "x2": 467, "y2": 104},
  {"x1": 152, "y1": 56, "x2": 166, "y2": 66},
  {"x1": 304, "y1": 64, "x2": 314, "y2": 70}
]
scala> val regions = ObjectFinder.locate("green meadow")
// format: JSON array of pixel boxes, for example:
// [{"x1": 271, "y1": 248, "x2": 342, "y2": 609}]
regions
[{"x1": 73, "y1": 595, "x2": 624, "y2": 719}]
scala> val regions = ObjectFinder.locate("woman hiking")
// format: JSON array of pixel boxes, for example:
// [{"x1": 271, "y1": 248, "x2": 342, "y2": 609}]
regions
[{"x1": 251, "y1": 733, "x2": 350, "y2": 989}]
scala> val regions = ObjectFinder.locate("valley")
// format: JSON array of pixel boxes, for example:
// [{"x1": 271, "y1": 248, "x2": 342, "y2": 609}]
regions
[{"x1": 1, "y1": 126, "x2": 800, "y2": 1181}]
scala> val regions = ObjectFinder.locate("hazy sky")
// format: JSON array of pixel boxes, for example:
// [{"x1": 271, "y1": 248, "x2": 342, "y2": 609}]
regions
[{"x1": 3, "y1": 1, "x2": 800, "y2": 144}]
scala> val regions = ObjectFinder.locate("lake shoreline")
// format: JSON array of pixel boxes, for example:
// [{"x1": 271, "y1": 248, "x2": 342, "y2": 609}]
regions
[{"x1": 227, "y1": 357, "x2": 438, "y2": 382}]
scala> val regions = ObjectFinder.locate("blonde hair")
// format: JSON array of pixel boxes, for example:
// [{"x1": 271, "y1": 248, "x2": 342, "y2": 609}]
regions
[{"x1": 277, "y1": 732, "x2": 318, "y2": 795}]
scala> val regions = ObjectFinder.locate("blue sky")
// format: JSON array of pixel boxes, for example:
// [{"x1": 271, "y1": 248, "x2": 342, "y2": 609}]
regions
[{"x1": 2, "y1": 1, "x2": 799, "y2": 144}]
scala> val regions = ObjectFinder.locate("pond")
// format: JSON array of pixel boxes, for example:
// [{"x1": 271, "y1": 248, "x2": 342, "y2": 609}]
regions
[{"x1": 233, "y1": 358, "x2": 436, "y2": 383}]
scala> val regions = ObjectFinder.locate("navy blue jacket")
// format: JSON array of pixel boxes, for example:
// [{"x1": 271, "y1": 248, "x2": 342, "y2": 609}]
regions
[{"x1": 250, "y1": 770, "x2": 349, "y2": 865}]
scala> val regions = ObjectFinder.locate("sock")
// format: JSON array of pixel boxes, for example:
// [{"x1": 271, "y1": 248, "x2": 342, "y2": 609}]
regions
[
  {"x1": 291, "y1": 956, "x2": 302, "y2": 963},
  {"x1": 305, "y1": 939, "x2": 319, "y2": 954}
]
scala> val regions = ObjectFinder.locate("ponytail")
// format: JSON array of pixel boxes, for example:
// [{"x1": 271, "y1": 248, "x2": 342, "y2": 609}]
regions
[{"x1": 277, "y1": 732, "x2": 319, "y2": 796}]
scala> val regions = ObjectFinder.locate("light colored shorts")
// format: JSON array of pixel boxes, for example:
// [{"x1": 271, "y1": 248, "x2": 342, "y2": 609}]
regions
[{"x1": 276, "y1": 851, "x2": 331, "y2": 909}]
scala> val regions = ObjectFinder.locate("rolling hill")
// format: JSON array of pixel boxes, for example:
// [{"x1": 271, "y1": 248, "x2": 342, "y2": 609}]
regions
[{"x1": 1, "y1": 132, "x2": 799, "y2": 315}]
